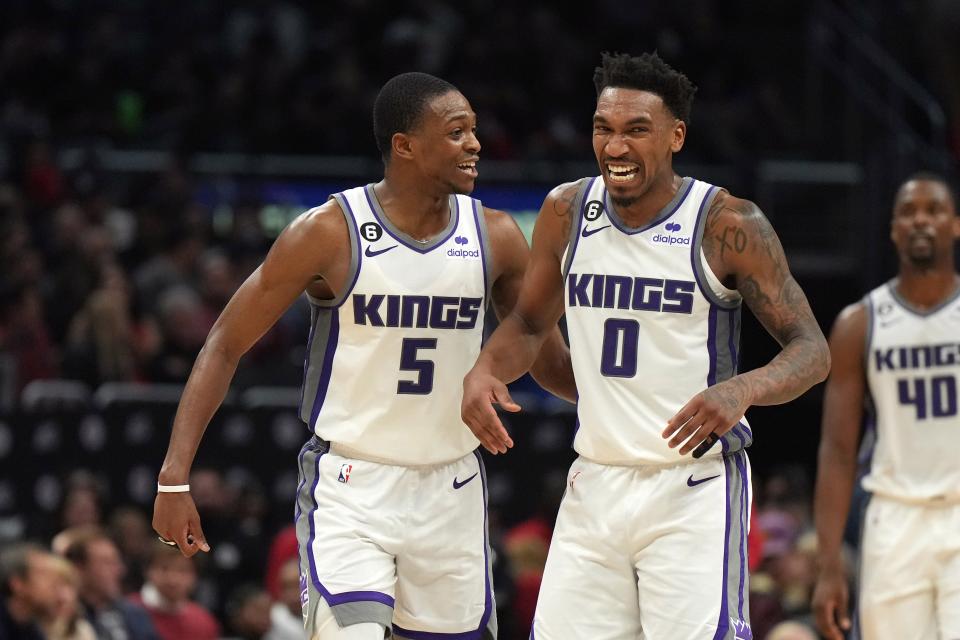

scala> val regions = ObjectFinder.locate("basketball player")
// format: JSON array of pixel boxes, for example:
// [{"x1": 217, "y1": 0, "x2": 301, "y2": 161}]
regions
[
  {"x1": 461, "y1": 52, "x2": 830, "y2": 638},
  {"x1": 812, "y1": 173, "x2": 960, "y2": 640},
  {"x1": 152, "y1": 72, "x2": 574, "y2": 640}
]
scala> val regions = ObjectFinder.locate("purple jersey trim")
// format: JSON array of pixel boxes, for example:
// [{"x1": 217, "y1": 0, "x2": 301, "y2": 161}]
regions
[
  {"x1": 603, "y1": 177, "x2": 694, "y2": 235},
  {"x1": 323, "y1": 192, "x2": 364, "y2": 309},
  {"x1": 707, "y1": 305, "x2": 718, "y2": 387},
  {"x1": 471, "y1": 198, "x2": 489, "y2": 309},
  {"x1": 308, "y1": 311, "x2": 339, "y2": 428},
  {"x1": 298, "y1": 305, "x2": 319, "y2": 420},
  {"x1": 561, "y1": 177, "x2": 597, "y2": 281},
  {"x1": 365, "y1": 186, "x2": 460, "y2": 254}
]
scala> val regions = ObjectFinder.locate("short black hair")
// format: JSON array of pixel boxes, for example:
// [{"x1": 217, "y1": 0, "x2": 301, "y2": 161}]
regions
[
  {"x1": 373, "y1": 72, "x2": 459, "y2": 162},
  {"x1": 898, "y1": 170, "x2": 958, "y2": 209},
  {"x1": 593, "y1": 52, "x2": 697, "y2": 123}
]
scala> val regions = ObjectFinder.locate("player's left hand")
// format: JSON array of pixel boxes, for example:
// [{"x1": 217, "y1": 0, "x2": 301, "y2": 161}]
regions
[
  {"x1": 462, "y1": 370, "x2": 519, "y2": 454},
  {"x1": 663, "y1": 378, "x2": 750, "y2": 457}
]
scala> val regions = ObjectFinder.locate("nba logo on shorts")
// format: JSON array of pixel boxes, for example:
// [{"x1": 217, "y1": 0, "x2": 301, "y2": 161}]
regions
[{"x1": 338, "y1": 464, "x2": 353, "y2": 483}]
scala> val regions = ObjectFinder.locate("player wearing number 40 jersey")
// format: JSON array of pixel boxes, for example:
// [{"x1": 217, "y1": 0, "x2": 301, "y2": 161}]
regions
[
  {"x1": 813, "y1": 174, "x2": 960, "y2": 640},
  {"x1": 152, "y1": 72, "x2": 574, "y2": 640},
  {"x1": 462, "y1": 52, "x2": 830, "y2": 639}
]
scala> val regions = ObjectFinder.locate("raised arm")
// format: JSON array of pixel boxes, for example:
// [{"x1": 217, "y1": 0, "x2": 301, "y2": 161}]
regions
[
  {"x1": 663, "y1": 192, "x2": 830, "y2": 456},
  {"x1": 461, "y1": 182, "x2": 578, "y2": 454},
  {"x1": 154, "y1": 202, "x2": 349, "y2": 555},
  {"x1": 484, "y1": 206, "x2": 575, "y2": 403},
  {"x1": 812, "y1": 303, "x2": 867, "y2": 640}
]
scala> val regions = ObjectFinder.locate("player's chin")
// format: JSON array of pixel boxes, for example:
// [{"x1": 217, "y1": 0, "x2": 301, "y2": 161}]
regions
[{"x1": 448, "y1": 175, "x2": 477, "y2": 195}]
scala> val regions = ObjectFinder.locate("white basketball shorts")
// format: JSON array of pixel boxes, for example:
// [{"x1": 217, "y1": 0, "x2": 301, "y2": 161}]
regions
[
  {"x1": 294, "y1": 436, "x2": 497, "y2": 639},
  {"x1": 532, "y1": 451, "x2": 752, "y2": 640}
]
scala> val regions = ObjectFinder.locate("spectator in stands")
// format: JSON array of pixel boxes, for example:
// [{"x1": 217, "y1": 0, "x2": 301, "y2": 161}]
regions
[
  {"x1": 0, "y1": 543, "x2": 60, "y2": 640},
  {"x1": 0, "y1": 281, "x2": 59, "y2": 392},
  {"x1": 59, "y1": 473, "x2": 104, "y2": 533},
  {"x1": 225, "y1": 584, "x2": 272, "y2": 640},
  {"x1": 129, "y1": 543, "x2": 219, "y2": 640},
  {"x1": 262, "y1": 524, "x2": 297, "y2": 602},
  {"x1": 266, "y1": 558, "x2": 304, "y2": 640},
  {"x1": 62, "y1": 527, "x2": 160, "y2": 640},
  {"x1": 63, "y1": 262, "x2": 154, "y2": 385},
  {"x1": 39, "y1": 555, "x2": 96, "y2": 640},
  {"x1": 108, "y1": 507, "x2": 154, "y2": 594}
]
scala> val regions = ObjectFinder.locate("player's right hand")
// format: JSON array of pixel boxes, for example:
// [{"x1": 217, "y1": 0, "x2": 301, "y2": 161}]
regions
[
  {"x1": 461, "y1": 370, "x2": 519, "y2": 454},
  {"x1": 153, "y1": 492, "x2": 210, "y2": 557},
  {"x1": 812, "y1": 563, "x2": 851, "y2": 640}
]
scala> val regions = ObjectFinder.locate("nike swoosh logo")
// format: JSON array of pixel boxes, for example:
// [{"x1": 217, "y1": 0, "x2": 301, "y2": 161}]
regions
[
  {"x1": 452, "y1": 472, "x2": 478, "y2": 490},
  {"x1": 581, "y1": 225, "x2": 610, "y2": 238},
  {"x1": 365, "y1": 245, "x2": 397, "y2": 258},
  {"x1": 686, "y1": 474, "x2": 721, "y2": 487}
]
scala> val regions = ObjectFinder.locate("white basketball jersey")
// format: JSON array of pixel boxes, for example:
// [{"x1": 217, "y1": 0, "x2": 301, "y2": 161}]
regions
[
  {"x1": 299, "y1": 184, "x2": 491, "y2": 465},
  {"x1": 861, "y1": 280, "x2": 960, "y2": 503},
  {"x1": 562, "y1": 176, "x2": 752, "y2": 465}
]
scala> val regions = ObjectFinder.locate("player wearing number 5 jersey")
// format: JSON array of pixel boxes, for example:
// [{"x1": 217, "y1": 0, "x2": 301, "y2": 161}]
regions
[
  {"x1": 152, "y1": 72, "x2": 574, "y2": 640},
  {"x1": 462, "y1": 52, "x2": 829, "y2": 639},
  {"x1": 813, "y1": 174, "x2": 960, "y2": 640}
]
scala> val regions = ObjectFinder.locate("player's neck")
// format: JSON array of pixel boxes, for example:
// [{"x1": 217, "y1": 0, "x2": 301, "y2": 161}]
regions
[
  {"x1": 609, "y1": 173, "x2": 682, "y2": 228},
  {"x1": 372, "y1": 180, "x2": 452, "y2": 241},
  {"x1": 895, "y1": 267, "x2": 960, "y2": 309}
]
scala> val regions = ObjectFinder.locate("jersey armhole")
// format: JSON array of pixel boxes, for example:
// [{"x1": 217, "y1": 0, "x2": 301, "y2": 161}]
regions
[
  {"x1": 691, "y1": 185, "x2": 740, "y2": 309},
  {"x1": 862, "y1": 293, "x2": 874, "y2": 370},
  {"x1": 472, "y1": 197, "x2": 494, "y2": 308},
  {"x1": 306, "y1": 193, "x2": 362, "y2": 308},
  {"x1": 561, "y1": 177, "x2": 594, "y2": 281}
]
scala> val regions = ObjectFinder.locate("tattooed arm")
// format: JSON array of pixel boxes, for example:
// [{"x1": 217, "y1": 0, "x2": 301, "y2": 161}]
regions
[{"x1": 663, "y1": 191, "x2": 830, "y2": 456}]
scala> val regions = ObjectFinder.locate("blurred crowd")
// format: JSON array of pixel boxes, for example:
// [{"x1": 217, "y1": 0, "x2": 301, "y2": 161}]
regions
[
  {"x1": 2, "y1": 0, "x2": 940, "y2": 165},
  {"x1": 0, "y1": 146, "x2": 311, "y2": 398}
]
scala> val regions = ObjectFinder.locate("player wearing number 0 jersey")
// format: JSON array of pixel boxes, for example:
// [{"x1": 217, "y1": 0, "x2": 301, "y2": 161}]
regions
[
  {"x1": 462, "y1": 52, "x2": 829, "y2": 640},
  {"x1": 153, "y1": 72, "x2": 574, "y2": 640},
  {"x1": 563, "y1": 175, "x2": 753, "y2": 465},
  {"x1": 813, "y1": 174, "x2": 960, "y2": 640}
]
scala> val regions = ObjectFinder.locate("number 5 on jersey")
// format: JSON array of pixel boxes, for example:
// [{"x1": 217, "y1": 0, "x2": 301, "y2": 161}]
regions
[{"x1": 398, "y1": 338, "x2": 437, "y2": 394}]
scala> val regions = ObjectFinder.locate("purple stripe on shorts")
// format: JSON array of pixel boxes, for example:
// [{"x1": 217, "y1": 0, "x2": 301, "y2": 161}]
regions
[
  {"x1": 474, "y1": 450, "x2": 493, "y2": 634},
  {"x1": 325, "y1": 589, "x2": 395, "y2": 608},
  {"x1": 293, "y1": 443, "x2": 309, "y2": 522},
  {"x1": 712, "y1": 456, "x2": 733, "y2": 640},
  {"x1": 734, "y1": 452, "x2": 749, "y2": 619},
  {"x1": 392, "y1": 625, "x2": 483, "y2": 640},
  {"x1": 306, "y1": 447, "x2": 326, "y2": 590},
  {"x1": 393, "y1": 452, "x2": 491, "y2": 639},
  {"x1": 304, "y1": 443, "x2": 395, "y2": 610}
]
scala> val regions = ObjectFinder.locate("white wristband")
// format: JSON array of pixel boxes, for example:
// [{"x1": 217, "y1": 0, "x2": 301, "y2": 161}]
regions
[{"x1": 157, "y1": 484, "x2": 190, "y2": 493}]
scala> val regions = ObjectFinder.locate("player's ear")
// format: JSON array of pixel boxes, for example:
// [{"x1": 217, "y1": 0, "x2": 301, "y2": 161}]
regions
[
  {"x1": 392, "y1": 132, "x2": 415, "y2": 161},
  {"x1": 671, "y1": 120, "x2": 685, "y2": 153}
]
